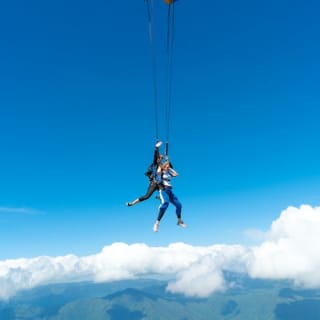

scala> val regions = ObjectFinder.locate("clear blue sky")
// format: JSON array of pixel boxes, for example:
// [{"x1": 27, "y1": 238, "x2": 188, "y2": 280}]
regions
[{"x1": 1, "y1": 0, "x2": 320, "y2": 259}]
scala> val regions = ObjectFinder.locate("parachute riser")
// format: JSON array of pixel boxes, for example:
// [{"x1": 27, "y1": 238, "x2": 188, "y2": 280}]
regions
[
  {"x1": 145, "y1": 0, "x2": 159, "y2": 141},
  {"x1": 165, "y1": 0, "x2": 175, "y2": 154},
  {"x1": 165, "y1": 141, "x2": 169, "y2": 158},
  {"x1": 145, "y1": 0, "x2": 177, "y2": 150}
]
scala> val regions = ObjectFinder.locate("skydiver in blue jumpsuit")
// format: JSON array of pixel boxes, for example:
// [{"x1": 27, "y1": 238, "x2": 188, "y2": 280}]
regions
[{"x1": 153, "y1": 160, "x2": 186, "y2": 232}]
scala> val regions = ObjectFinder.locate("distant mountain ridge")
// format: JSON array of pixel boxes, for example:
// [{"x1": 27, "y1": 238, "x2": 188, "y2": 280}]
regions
[
  {"x1": 105, "y1": 287, "x2": 162, "y2": 301},
  {"x1": 1, "y1": 275, "x2": 320, "y2": 319}
]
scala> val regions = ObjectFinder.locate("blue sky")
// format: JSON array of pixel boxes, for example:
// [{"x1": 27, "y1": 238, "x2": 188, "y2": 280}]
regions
[{"x1": 1, "y1": 0, "x2": 320, "y2": 259}]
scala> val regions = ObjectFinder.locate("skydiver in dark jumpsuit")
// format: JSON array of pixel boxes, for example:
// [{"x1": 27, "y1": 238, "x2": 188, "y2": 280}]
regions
[{"x1": 126, "y1": 141, "x2": 163, "y2": 207}]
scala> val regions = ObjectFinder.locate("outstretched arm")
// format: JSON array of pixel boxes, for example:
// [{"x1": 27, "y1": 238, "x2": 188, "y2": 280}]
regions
[
  {"x1": 153, "y1": 147, "x2": 159, "y2": 166},
  {"x1": 169, "y1": 167, "x2": 178, "y2": 177},
  {"x1": 153, "y1": 140, "x2": 163, "y2": 165}
]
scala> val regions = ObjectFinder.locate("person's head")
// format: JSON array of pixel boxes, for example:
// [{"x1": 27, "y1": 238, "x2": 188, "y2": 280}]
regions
[
  {"x1": 161, "y1": 161, "x2": 171, "y2": 171},
  {"x1": 157, "y1": 154, "x2": 164, "y2": 163}
]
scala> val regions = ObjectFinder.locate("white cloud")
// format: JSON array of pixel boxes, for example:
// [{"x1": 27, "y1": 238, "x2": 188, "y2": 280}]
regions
[
  {"x1": 247, "y1": 205, "x2": 320, "y2": 287},
  {"x1": 0, "y1": 243, "x2": 246, "y2": 300},
  {"x1": 167, "y1": 255, "x2": 226, "y2": 297},
  {"x1": 1, "y1": 204, "x2": 320, "y2": 300},
  {"x1": 0, "y1": 207, "x2": 42, "y2": 215},
  {"x1": 243, "y1": 228, "x2": 267, "y2": 242}
]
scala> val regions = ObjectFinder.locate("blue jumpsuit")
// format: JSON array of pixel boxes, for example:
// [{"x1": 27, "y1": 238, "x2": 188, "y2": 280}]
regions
[{"x1": 157, "y1": 169, "x2": 182, "y2": 221}]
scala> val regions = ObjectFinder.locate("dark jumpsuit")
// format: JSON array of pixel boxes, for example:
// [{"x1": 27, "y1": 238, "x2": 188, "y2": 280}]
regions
[{"x1": 137, "y1": 148, "x2": 161, "y2": 202}]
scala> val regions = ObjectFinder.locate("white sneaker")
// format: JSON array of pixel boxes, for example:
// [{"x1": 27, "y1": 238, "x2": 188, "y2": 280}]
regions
[
  {"x1": 155, "y1": 141, "x2": 163, "y2": 148},
  {"x1": 153, "y1": 221, "x2": 160, "y2": 232},
  {"x1": 177, "y1": 220, "x2": 186, "y2": 228}
]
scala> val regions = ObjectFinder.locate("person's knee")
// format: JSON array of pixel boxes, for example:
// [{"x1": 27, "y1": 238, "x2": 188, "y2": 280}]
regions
[
  {"x1": 174, "y1": 201, "x2": 182, "y2": 210},
  {"x1": 161, "y1": 202, "x2": 169, "y2": 210},
  {"x1": 139, "y1": 193, "x2": 152, "y2": 201}
]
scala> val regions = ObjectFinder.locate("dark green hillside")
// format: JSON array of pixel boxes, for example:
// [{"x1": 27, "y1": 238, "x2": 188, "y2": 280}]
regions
[
  {"x1": 275, "y1": 299, "x2": 320, "y2": 320},
  {"x1": 107, "y1": 304, "x2": 144, "y2": 320},
  {"x1": 0, "y1": 306, "x2": 15, "y2": 320}
]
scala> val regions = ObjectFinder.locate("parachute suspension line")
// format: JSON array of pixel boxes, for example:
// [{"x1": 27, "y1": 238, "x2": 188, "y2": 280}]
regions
[
  {"x1": 165, "y1": 2, "x2": 175, "y2": 157},
  {"x1": 145, "y1": 0, "x2": 159, "y2": 141}
]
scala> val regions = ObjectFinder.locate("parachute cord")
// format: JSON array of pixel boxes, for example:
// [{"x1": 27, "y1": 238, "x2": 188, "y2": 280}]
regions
[
  {"x1": 165, "y1": 2, "x2": 175, "y2": 156},
  {"x1": 145, "y1": 0, "x2": 159, "y2": 141},
  {"x1": 165, "y1": 141, "x2": 169, "y2": 159}
]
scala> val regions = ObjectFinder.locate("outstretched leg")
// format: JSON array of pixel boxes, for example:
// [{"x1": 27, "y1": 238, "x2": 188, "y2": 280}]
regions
[
  {"x1": 127, "y1": 182, "x2": 158, "y2": 206},
  {"x1": 169, "y1": 190, "x2": 186, "y2": 228},
  {"x1": 153, "y1": 189, "x2": 169, "y2": 232}
]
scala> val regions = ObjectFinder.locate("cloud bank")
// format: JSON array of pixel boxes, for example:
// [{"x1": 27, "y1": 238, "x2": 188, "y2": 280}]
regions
[{"x1": 1, "y1": 205, "x2": 320, "y2": 300}]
